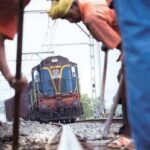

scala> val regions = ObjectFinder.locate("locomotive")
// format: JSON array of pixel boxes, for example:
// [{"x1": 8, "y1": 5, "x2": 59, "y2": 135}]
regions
[{"x1": 5, "y1": 55, "x2": 83, "y2": 123}]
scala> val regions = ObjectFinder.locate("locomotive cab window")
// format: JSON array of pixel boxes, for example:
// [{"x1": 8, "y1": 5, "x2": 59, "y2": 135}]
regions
[
  {"x1": 33, "y1": 70, "x2": 40, "y2": 82},
  {"x1": 71, "y1": 66, "x2": 76, "y2": 77}
]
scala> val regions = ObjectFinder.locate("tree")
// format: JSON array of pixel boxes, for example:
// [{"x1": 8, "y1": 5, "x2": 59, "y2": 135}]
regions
[{"x1": 80, "y1": 94, "x2": 93, "y2": 119}]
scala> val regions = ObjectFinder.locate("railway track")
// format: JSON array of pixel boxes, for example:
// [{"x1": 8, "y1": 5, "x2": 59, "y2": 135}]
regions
[
  {"x1": 76, "y1": 117, "x2": 122, "y2": 124},
  {"x1": 48, "y1": 118, "x2": 122, "y2": 150},
  {"x1": 47, "y1": 117, "x2": 122, "y2": 124},
  {"x1": 0, "y1": 118, "x2": 122, "y2": 150},
  {"x1": 48, "y1": 125, "x2": 106, "y2": 150}
]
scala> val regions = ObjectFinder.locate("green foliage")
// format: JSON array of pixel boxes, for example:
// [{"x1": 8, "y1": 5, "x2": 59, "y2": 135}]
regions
[
  {"x1": 80, "y1": 94, "x2": 93, "y2": 119},
  {"x1": 0, "y1": 101, "x2": 5, "y2": 114}
]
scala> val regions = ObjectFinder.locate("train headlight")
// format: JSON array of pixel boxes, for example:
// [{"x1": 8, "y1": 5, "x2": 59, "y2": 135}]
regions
[
  {"x1": 39, "y1": 104, "x2": 49, "y2": 110},
  {"x1": 51, "y1": 58, "x2": 58, "y2": 63},
  {"x1": 72, "y1": 100, "x2": 80, "y2": 106}
]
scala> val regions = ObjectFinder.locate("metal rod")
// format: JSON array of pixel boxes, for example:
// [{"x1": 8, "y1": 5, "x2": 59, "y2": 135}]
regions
[
  {"x1": 24, "y1": 10, "x2": 47, "y2": 14},
  {"x1": 102, "y1": 73, "x2": 124, "y2": 138},
  {"x1": 99, "y1": 50, "x2": 108, "y2": 115},
  {"x1": 12, "y1": 0, "x2": 24, "y2": 149},
  {"x1": 75, "y1": 23, "x2": 90, "y2": 38},
  {"x1": 42, "y1": 42, "x2": 91, "y2": 47},
  {"x1": 22, "y1": 51, "x2": 54, "y2": 55}
]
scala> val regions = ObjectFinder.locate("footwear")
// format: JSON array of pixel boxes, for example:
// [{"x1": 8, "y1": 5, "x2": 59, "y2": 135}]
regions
[
  {"x1": 107, "y1": 135, "x2": 132, "y2": 149},
  {"x1": 124, "y1": 141, "x2": 136, "y2": 150}
]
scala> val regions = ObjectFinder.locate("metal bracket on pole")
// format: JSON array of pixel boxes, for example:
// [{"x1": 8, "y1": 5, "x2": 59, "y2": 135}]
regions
[
  {"x1": 102, "y1": 73, "x2": 124, "y2": 138},
  {"x1": 12, "y1": 0, "x2": 24, "y2": 149}
]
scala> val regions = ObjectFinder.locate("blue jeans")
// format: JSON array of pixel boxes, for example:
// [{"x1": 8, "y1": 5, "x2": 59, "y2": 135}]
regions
[{"x1": 114, "y1": 0, "x2": 150, "y2": 150}]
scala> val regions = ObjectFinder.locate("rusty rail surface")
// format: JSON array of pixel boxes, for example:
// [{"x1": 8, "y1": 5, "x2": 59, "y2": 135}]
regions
[{"x1": 76, "y1": 118, "x2": 122, "y2": 124}]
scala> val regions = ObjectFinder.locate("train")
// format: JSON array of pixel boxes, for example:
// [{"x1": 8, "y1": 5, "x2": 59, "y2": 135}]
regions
[{"x1": 5, "y1": 55, "x2": 83, "y2": 123}]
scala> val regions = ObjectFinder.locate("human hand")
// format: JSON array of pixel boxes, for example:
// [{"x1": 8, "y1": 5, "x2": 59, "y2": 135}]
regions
[
  {"x1": 8, "y1": 75, "x2": 28, "y2": 92},
  {"x1": 101, "y1": 44, "x2": 109, "y2": 52}
]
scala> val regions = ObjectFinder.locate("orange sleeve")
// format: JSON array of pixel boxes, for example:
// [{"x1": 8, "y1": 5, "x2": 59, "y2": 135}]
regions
[
  {"x1": 81, "y1": 4, "x2": 121, "y2": 49},
  {"x1": 0, "y1": 0, "x2": 30, "y2": 40}
]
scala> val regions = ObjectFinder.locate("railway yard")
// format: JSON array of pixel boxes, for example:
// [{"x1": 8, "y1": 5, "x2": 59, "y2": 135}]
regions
[{"x1": 0, "y1": 119, "x2": 122, "y2": 150}]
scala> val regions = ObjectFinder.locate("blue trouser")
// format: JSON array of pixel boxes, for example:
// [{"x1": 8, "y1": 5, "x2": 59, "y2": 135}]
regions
[{"x1": 114, "y1": 1, "x2": 150, "y2": 150}]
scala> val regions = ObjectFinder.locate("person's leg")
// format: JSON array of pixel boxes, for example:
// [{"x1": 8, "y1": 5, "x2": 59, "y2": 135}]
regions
[
  {"x1": 117, "y1": 63, "x2": 131, "y2": 137},
  {"x1": 121, "y1": 70, "x2": 131, "y2": 138},
  {"x1": 107, "y1": 66, "x2": 132, "y2": 149},
  {"x1": 114, "y1": 0, "x2": 150, "y2": 150}
]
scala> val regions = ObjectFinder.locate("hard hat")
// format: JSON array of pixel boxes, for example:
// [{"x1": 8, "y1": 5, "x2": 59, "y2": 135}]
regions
[{"x1": 47, "y1": 0, "x2": 74, "y2": 19}]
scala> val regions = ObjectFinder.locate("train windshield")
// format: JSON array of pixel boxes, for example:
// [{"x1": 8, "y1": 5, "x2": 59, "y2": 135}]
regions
[{"x1": 32, "y1": 65, "x2": 79, "y2": 97}]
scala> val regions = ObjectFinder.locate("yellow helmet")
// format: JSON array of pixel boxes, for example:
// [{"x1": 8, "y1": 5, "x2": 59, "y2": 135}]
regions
[{"x1": 47, "y1": 0, "x2": 74, "y2": 19}]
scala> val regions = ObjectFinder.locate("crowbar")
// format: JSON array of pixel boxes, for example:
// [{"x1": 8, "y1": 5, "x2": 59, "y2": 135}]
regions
[
  {"x1": 102, "y1": 73, "x2": 124, "y2": 138},
  {"x1": 12, "y1": 0, "x2": 24, "y2": 149}
]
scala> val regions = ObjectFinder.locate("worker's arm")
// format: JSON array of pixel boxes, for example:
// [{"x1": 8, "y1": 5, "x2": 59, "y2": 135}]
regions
[
  {"x1": 82, "y1": 5, "x2": 121, "y2": 49},
  {"x1": 0, "y1": 39, "x2": 13, "y2": 82},
  {"x1": 0, "y1": 38, "x2": 27, "y2": 91}
]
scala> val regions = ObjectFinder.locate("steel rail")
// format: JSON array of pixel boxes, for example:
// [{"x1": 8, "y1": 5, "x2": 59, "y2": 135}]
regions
[
  {"x1": 57, "y1": 125, "x2": 84, "y2": 150},
  {"x1": 76, "y1": 118, "x2": 122, "y2": 124}
]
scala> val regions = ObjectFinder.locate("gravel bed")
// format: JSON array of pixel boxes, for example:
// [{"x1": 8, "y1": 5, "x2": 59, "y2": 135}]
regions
[
  {"x1": 0, "y1": 119, "x2": 121, "y2": 149},
  {"x1": 0, "y1": 119, "x2": 62, "y2": 149},
  {"x1": 69, "y1": 122, "x2": 121, "y2": 140}
]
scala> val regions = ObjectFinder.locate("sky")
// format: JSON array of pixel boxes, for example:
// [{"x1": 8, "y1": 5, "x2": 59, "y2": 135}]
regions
[{"x1": 0, "y1": 0, "x2": 121, "y2": 109}]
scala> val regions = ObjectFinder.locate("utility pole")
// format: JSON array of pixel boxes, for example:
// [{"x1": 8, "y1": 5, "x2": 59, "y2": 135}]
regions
[
  {"x1": 89, "y1": 36, "x2": 100, "y2": 118},
  {"x1": 89, "y1": 36, "x2": 96, "y2": 99},
  {"x1": 96, "y1": 42, "x2": 106, "y2": 116},
  {"x1": 75, "y1": 24, "x2": 101, "y2": 118}
]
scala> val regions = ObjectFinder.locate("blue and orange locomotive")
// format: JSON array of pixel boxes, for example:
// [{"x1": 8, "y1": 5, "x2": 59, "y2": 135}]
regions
[{"x1": 5, "y1": 55, "x2": 83, "y2": 123}]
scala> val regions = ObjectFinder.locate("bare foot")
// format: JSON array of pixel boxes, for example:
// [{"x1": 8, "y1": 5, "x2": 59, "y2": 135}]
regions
[{"x1": 107, "y1": 135, "x2": 132, "y2": 149}]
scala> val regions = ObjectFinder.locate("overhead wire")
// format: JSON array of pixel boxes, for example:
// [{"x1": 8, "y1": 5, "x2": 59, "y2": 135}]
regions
[
  {"x1": 24, "y1": 10, "x2": 47, "y2": 14},
  {"x1": 40, "y1": 18, "x2": 58, "y2": 52}
]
